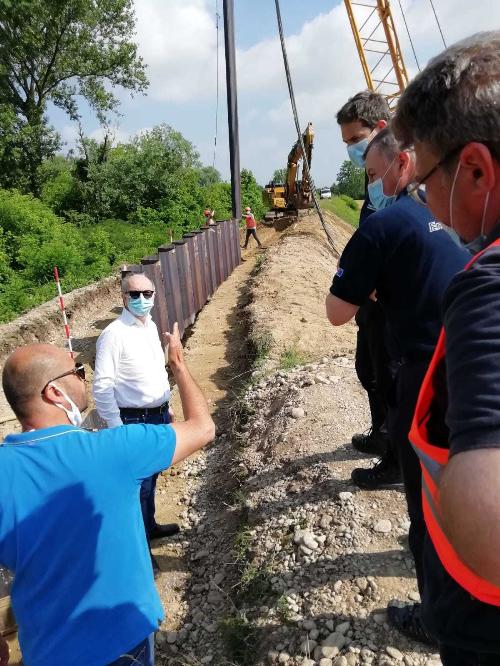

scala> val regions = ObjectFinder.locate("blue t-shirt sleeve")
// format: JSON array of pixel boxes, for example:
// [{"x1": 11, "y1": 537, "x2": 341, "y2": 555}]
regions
[
  {"x1": 330, "y1": 225, "x2": 384, "y2": 305},
  {"x1": 114, "y1": 424, "x2": 176, "y2": 481},
  {"x1": 445, "y1": 248, "x2": 500, "y2": 454}
]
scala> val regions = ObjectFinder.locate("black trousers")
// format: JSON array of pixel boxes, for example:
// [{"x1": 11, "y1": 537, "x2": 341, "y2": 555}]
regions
[
  {"x1": 387, "y1": 359, "x2": 430, "y2": 596},
  {"x1": 244, "y1": 228, "x2": 262, "y2": 247},
  {"x1": 440, "y1": 645, "x2": 500, "y2": 665},
  {"x1": 355, "y1": 301, "x2": 393, "y2": 435}
]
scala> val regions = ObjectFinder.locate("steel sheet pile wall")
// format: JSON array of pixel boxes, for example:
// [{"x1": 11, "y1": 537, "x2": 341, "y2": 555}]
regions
[{"x1": 122, "y1": 221, "x2": 241, "y2": 345}]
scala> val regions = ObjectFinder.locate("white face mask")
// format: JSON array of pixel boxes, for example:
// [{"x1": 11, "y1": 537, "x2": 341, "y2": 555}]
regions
[
  {"x1": 50, "y1": 383, "x2": 83, "y2": 427},
  {"x1": 449, "y1": 161, "x2": 491, "y2": 252}
]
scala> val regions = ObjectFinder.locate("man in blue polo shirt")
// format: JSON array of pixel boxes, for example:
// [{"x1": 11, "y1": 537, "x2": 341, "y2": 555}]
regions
[
  {"x1": 0, "y1": 323, "x2": 215, "y2": 666},
  {"x1": 326, "y1": 128, "x2": 469, "y2": 645}
]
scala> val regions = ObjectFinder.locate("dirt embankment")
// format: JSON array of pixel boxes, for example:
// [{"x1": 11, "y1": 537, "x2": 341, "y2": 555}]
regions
[{"x1": 249, "y1": 211, "x2": 357, "y2": 367}]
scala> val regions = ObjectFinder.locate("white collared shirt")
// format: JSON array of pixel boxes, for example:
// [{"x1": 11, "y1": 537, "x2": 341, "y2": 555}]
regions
[{"x1": 93, "y1": 308, "x2": 171, "y2": 428}]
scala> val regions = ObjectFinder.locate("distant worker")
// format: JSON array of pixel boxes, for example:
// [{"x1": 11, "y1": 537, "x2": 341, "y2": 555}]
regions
[
  {"x1": 204, "y1": 208, "x2": 216, "y2": 226},
  {"x1": 0, "y1": 331, "x2": 215, "y2": 666},
  {"x1": 336, "y1": 91, "x2": 395, "y2": 481},
  {"x1": 242, "y1": 206, "x2": 263, "y2": 249},
  {"x1": 326, "y1": 128, "x2": 469, "y2": 644},
  {"x1": 93, "y1": 272, "x2": 179, "y2": 578},
  {"x1": 393, "y1": 31, "x2": 500, "y2": 665}
]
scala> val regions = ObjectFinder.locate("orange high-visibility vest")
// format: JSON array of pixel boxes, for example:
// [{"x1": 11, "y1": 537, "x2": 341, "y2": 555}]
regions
[
  {"x1": 245, "y1": 214, "x2": 256, "y2": 229},
  {"x1": 410, "y1": 237, "x2": 500, "y2": 606}
]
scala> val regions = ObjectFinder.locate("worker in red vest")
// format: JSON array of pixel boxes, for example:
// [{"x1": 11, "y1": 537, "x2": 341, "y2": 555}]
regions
[
  {"x1": 393, "y1": 31, "x2": 500, "y2": 665},
  {"x1": 203, "y1": 209, "x2": 216, "y2": 226},
  {"x1": 242, "y1": 206, "x2": 263, "y2": 248}
]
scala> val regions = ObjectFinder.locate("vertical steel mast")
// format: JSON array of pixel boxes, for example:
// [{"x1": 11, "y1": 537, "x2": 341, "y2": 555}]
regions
[{"x1": 222, "y1": 0, "x2": 241, "y2": 220}]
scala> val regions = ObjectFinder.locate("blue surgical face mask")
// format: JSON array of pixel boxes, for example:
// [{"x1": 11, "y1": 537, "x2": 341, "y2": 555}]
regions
[
  {"x1": 368, "y1": 178, "x2": 396, "y2": 210},
  {"x1": 367, "y1": 157, "x2": 400, "y2": 211},
  {"x1": 128, "y1": 294, "x2": 154, "y2": 317},
  {"x1": 347, "y1": 137, "x2": 370, "y2": 168}
]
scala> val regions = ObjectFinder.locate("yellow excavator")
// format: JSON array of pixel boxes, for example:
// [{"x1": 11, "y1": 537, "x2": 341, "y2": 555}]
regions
[{"x1": 263, "y1": 122, "x2": 315, "y2": 226}]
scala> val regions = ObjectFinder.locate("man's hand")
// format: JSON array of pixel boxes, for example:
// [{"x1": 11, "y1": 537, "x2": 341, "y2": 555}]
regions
[{"x1": 164, "y1": 323, "x2": 184, "y2": 371}]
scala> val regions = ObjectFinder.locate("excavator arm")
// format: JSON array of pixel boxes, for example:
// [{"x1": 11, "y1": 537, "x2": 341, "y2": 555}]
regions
[{"x1": 286, "y1": 122, "x2": 314, "y2": 208}]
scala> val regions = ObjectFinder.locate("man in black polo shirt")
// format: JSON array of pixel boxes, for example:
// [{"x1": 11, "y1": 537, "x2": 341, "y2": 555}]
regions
[
  {"x1": 336, "y1": 92, "x2": 396, "y2": 481},
  {"x1": 393, "y1": 31, "x2": 500, "y2": 664},
  {"x1": 326, "y1": 128, "x2": 469, "y2": 644}
]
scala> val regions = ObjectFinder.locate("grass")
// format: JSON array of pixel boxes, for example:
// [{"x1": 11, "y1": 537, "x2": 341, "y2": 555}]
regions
[
  {"x1": 220, "y1": 614, "x2": 257, "y2": 666},
  {"x1": 251, "y1": 330, "x2": 273, "y2": 368},
  {"x1": 233, "y1": 525, "x2": 253, "y2": 562},
  {"x1": 320, "y1": 195, "x2": 360, "y2": 227},
  {"x1": 276, "y1": 594, "x2": 293, "y2": 624},
  {"x1": 279, "y1": 344, "x2": 309, "y2": 370}
]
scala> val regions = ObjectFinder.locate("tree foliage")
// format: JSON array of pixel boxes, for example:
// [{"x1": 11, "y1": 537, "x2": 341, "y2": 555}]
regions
[
  {"x1": 271, "y1": 168, "x2": 287, "y2": 184},
  {"x1": 0, "y1": 0, "x2": 147, "y2": 192},
  {"x1": 334, "y1": 160, "x2": 365, "y2": 200}
]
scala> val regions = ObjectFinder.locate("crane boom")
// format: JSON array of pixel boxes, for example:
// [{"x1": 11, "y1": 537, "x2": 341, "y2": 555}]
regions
[{"x1": 343, "y1": 0, "x2": 409, "y2": 107}]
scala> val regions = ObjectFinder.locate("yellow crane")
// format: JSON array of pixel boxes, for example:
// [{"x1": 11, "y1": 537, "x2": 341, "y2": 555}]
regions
[{"x1": 343, "y1": 0, "x2": 409, "y2": 107}]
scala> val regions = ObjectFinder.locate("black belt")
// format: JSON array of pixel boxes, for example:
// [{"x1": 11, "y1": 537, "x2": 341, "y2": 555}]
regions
[{"x1": 119, "y1": 401, "x2": 169, "y2": 417}]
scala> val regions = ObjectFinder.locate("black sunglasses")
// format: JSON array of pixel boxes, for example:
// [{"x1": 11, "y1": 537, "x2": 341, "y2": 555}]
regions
[
  {"x1": 41, "y1": 363, "x2": 86, "y2": 394},
  {"x1": 127, "y1": 290, "x2": 154, "y2": 299}
]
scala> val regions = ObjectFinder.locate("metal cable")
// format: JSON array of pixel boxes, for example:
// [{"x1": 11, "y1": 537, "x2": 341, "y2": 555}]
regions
[
  {"x1": 212, "y1": 0, "x2": 220, "y2": 169},
  {"x1": 274, "y1": 0, "x2": 340, "y2": 257},
  {"x1": 397, "y1": 0, "x2": 420, "y2": 71},
  {"x1": 429, "y1": 0, "x2": 447, "y2": 48}
]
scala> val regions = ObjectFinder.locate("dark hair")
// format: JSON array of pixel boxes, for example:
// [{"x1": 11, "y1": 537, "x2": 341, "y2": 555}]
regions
[
  {"x1": 363, "y1": 128, "x2": 400, "y2": 161},
  {"x1": 336, "y1": 90, "x2": 391, "y2": 128},
  {"x1": 393, "y1": 31, "x2": 500, "y2": 161}
]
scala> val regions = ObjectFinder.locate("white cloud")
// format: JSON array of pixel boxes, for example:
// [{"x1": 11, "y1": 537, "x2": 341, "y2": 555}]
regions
[{"x1": 134, "y1": 0, "x2": 219, "y2": 102}]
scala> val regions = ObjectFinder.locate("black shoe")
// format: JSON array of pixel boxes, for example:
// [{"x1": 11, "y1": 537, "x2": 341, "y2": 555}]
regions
[
  {"x1": 149, "y1": 523, "x2": 180, "y2": 540},
  {"x1": 352, "y1": 428, "x2": 386, "y2": 455},
  {"x1": 387, "y1": 603, "x2": 437, "y2": 647},
  {"x1": 351, "y1": 456, "x2": 402, "y2": 489}
]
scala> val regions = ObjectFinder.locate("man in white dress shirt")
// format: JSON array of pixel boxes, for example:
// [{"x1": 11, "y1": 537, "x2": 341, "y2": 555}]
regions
[{"x1": 93, "y1": 272, "x2": 179, "y2": 576}]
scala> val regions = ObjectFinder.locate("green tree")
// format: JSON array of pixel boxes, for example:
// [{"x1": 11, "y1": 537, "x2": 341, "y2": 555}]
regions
[
  {"x1": 335, "y1": 160, "x2": 365, "y2": 199},
  {"x1": 79, "y1": 124, "x2": 201, "y2": 221},
  {"x1": 241, "y1": 168, "x2": 265, "y2": 220},
  {"x1": 0, "y1": 0, "x2": 148, "y2": 192},
  {"x1": 272, "y1": 168, "x2": 287, "y2": 184},
  {"x1": 197, "y1": 166, "x2": 221, "y2": 188}
]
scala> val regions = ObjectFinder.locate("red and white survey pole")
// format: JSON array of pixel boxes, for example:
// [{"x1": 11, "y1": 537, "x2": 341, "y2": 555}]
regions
[{"x1": 53, "y1": 266, "x2": 74, "y2": 358}]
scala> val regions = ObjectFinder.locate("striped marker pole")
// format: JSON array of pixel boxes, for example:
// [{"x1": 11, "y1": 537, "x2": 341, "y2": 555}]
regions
[{"x1": 53, "y1": 266, "x2": 74, "y2": 358}]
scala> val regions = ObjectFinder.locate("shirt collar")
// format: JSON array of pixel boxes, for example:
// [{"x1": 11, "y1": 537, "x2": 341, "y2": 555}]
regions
[
  {"x1": 120, "y1": 307, "x2": 152, "y2": 327},
  {"x1": 3, "y1": 425, "x2": 81, "y2": 446}
]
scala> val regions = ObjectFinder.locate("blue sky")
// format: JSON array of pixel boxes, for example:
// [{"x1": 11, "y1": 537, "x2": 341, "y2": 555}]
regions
[{"x1": 49, "y1": 0, "x2": 499, "y2": 188}]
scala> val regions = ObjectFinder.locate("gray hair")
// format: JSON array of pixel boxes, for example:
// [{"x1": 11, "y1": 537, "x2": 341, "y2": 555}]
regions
[
  {"x1": 364, "y1": 128, "x2": 401, "y2": 161},
  {"x1": 120, "y1": 273, "x2": 153, "y2": 293},
  {"x1": 393, "y1": 31, "x2": 500, "y2": 163}
]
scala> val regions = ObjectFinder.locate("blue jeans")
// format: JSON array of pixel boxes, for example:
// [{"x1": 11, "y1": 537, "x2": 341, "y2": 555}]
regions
[
  {"x1": 107, "y1": 634, "x2": 154, "y2": 665},
  {"x1": 120, "y1": 411, "x2": 172, "y2": 537}
]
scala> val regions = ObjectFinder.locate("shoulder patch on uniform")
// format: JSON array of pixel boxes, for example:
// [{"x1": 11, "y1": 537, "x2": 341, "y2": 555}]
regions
[
  {"x1": 335, "y1": 267, "x2": 344, "y2": 278},
  {"x1": 428, "y1": 221, "x2": 443, "y2": 232}
]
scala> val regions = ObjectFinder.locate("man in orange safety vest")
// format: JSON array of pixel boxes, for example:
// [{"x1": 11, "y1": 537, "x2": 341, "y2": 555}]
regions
[{"x1": 393, "y1": 30, "x2": 500, "y2": 665}]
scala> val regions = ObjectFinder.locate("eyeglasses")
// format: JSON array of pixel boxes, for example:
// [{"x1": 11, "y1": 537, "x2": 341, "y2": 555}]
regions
[
  {"x1": 127, "y1": 290, "x2": 154, "y2": 299},
  {"x1": 41, "y1": 363, "x2": 86, "y2": 394},
  {"x1": 408, "y1": 145, "x2": 463, "y2": 195}
]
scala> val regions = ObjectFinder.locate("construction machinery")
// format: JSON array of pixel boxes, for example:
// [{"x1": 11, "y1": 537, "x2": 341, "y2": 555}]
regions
[
  {"x1": 343, "y1": 0, "x2": 409, "y2": 108},
  {"x1": 263, "y1": 122, "x2": 315, "y2": 226}
]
